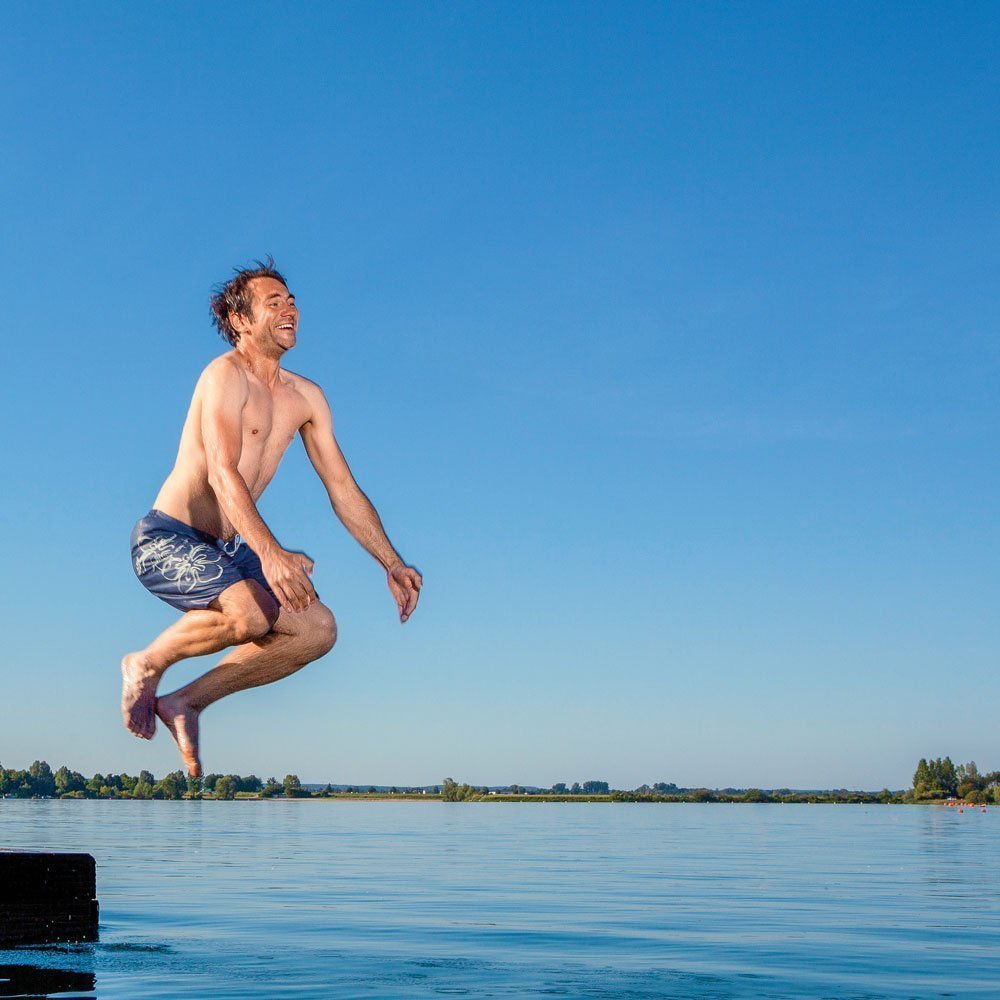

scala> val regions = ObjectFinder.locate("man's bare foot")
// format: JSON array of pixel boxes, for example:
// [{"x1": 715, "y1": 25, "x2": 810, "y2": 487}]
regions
[
  {"x1": 156, "y1": 694, "x2": 203, "y2": 777},
  {"x1": 121, "y1": 653, "x2": 159, "y2": 740}
]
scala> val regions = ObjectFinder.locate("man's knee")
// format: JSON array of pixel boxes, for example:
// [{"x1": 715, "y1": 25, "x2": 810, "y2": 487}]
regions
[{"x1": 304, "y1": 604, "x2": 337, "y2": 660}]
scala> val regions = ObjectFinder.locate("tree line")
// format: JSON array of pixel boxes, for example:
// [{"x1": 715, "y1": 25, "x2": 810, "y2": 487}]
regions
[
  {"x1": 2, "y1": 759, "x2": 995, "y2": 802},
  {"x1": 0, "y1": 762, "x2": 315, "y2": 800}
]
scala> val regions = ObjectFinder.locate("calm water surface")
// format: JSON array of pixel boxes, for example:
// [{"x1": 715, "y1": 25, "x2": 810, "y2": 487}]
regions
[{"x1": 0, "y1": 801, "x2": 997, "y2": 998}]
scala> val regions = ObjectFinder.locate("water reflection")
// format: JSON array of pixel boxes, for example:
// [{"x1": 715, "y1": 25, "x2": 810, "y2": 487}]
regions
[{"x1": 0, "y1": 962, "x2": 96, "y2": 997}]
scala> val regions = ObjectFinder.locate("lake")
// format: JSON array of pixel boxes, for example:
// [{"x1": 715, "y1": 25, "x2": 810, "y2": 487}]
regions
[{"x1": 1, "y1": 800, "x2": 997, "y2": 998}]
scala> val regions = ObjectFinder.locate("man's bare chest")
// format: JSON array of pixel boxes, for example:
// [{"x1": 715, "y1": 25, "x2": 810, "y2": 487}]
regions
[{"x1": 241, "y1": 384, "x2": 308, "y2": 458}]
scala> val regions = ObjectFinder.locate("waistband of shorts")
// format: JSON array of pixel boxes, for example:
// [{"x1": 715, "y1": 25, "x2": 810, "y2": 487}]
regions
[{"x1": 142, "y1": 509, "x2": 228, "y2": 546}]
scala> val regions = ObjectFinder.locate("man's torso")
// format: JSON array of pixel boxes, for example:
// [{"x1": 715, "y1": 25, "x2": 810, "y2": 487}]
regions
[{"x1": 152, "y1": 353, "x2": 314, "y2": 539}]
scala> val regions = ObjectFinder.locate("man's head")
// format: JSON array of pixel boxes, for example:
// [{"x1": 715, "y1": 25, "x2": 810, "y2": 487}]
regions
[{"x1": 210, "y1": 258, "x2": 298, "y2": 352}]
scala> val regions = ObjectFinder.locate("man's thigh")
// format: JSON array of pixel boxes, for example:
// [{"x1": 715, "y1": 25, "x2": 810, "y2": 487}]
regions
[{"x1": 209, "y1": 580, "x2": 280, "y2": 632}]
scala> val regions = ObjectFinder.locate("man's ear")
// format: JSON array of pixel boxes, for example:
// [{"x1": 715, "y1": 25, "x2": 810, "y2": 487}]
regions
[{"x1": 228, "y1": 310, "x2": 249, "y2": 340}]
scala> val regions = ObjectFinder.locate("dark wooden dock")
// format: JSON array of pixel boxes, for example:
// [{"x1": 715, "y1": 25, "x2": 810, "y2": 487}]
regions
[{"x1": 0, "y1": 851, "x2": 99, "y2": 946}]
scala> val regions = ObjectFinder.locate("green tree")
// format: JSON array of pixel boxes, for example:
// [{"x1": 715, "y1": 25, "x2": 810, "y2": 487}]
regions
[
  {"x1": 54, "y1": 766, "x2": 86, "y2": 796},
  {"x1": 155, "y1": 773, "x2": 183, "y2": 800},
  {"x1": 215, "y1": 775, "x2": 237, "y2": 800},
  {"x1": 28, "y1": 760, "x2": 56, "y2": 797},
  {"x1": 912, "y1": 759, "x2": 932, "y2": 798},
  {"x1": 12, "y1": 771, "x2": 33, "y2": 797},
  {"x1": 132, "y1": 778, "x2": 154, "y2": 799},
  {"x1": 261, "y1": 777, "x2": 281, "y2": 797},
  {"x1": 934, "y1": 758, "x2": 957, "y2": 796},
  {"x1": 912, "y1": 757, "x2": 959, "y2": 799},
  {"x1": 283, "y1": 774, "x2": 303, "y2": 797},
  {"x1": 957, "y1": 761, "x2": 984, "y2": 799},
  {"x1": 54, "y1": 765, "x2": 72, "y2": 795},
  {"x1": 442, "y1": 779, "x2": 478, "y2": 801}
]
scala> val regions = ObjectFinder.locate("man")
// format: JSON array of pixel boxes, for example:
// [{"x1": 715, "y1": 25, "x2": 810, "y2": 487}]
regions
[{"x1": 122, "y1": 259, "x2": 422, "y2": 776}]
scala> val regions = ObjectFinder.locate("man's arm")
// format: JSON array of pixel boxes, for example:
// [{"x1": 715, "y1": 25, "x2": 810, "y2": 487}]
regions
[
  {"x1": 299, "y1": 381, "x2": 422, "y2": 623},
  {"x1": 200, "y1": 361, "x2": 317, "y2": 613}
]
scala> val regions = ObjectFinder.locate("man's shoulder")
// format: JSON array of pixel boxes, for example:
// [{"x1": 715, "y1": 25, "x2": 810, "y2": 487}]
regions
[
  {"x1": 192, "y1": 353, "x2": 249, "y2": 402},
  {"x1": 198, "y1": 353, "x2": 248, "y2": 385},
  {"x1": 282, "y1": 368, "x2": 325, "y2": 401}
]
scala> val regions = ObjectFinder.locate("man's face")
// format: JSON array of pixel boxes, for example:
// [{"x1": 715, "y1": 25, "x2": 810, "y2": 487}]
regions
[{"x1": 235, "y1": 277, "x2": 298, "y2": 353}]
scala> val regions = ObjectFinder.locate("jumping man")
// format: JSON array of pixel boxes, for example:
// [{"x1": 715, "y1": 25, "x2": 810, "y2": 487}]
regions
[{"x1": 122, "y1": 259, "x2": 421, "y2": 776}]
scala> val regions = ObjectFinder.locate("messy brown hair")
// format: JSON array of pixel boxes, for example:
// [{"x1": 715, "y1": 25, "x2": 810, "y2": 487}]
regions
[{"x1": 210, "y1": 257, "x2": 288, "y2": 346}]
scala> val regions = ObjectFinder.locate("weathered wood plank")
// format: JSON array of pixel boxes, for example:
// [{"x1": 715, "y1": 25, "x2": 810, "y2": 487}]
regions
[{"x1": 0, "y1": 852, "x2": 98, "y2": 945}]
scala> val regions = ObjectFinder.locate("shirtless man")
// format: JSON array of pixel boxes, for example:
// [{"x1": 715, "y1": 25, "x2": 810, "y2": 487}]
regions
[{"x1": 121, "y1": 259, "x2": 422, "y2": 776}]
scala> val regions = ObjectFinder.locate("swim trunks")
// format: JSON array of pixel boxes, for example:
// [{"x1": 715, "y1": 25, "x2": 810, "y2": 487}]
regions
[{"x1": 130, "y1": 509, "x2": 277, "y2": 612}]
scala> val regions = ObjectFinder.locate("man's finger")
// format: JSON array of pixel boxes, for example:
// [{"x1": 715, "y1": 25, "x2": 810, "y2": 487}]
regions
[
  {"x1": 288, "y1": 572, "x2": 315, "y2": 611},
  {"x1": 280, "y1": 575, "x2": 305, "y2": 612},
  {"x1": 403, "y1": 588, "x2": 418, "y2": 618},
  {"x1": 271, "y1": 581, "x2": 294, "y2": 614}
]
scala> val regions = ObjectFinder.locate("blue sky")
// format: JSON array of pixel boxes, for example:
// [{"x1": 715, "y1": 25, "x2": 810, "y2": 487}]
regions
[{"x1": 1, "y1": 2, "x2": 997, "y2": 789}]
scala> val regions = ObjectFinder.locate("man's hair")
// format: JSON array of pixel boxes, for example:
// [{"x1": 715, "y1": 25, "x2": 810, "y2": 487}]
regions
[{"x1": 210, "y1": 257, "x2": 288, "y2": 346}]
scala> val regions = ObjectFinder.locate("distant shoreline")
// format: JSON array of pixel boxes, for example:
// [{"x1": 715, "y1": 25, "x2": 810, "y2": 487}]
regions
[
  {"x1": 3, "y1": 756, "x2": 994, "y2": 805},
  {"x1": 5, "y1": 791, "x2": 982, "y2": 806}
]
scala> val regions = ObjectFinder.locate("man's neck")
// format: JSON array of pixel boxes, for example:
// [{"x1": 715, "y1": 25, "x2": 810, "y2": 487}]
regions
[{"x1": 235, "y1": 346, "x2": 282, "y2": 388}]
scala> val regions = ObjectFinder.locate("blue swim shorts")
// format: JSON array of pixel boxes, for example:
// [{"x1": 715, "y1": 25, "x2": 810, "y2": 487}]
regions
[{"x1": 130, "y1": 509, "x2": 276, "y2": 612}]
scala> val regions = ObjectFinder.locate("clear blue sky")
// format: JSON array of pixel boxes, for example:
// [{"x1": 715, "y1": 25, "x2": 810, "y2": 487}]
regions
[{"x1": 2, "y1": 2, "x2": 997, "y2": 790}]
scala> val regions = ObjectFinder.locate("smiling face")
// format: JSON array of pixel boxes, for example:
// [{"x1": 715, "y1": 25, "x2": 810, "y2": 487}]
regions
[{"x1": 230, "y1": 277, "x2": 298, "y2": 356}]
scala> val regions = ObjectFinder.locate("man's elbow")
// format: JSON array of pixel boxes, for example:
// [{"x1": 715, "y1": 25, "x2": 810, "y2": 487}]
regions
[{"x1": 207, "y1": 462, "x2": 239, "y2": 494}]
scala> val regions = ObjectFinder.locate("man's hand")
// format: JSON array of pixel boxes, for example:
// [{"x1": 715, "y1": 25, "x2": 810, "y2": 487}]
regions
[
  {"x1": 261, "y1": 547, "x2": 317, "y2": 613},
  {"x1": 387, "y1": 563, "x2": 422, "y2": 623}
]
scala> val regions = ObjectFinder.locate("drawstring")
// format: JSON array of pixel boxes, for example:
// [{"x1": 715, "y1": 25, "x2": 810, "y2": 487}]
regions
[{"x1": 221, "y1": 536, "x2": 243, "y2": 557}]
